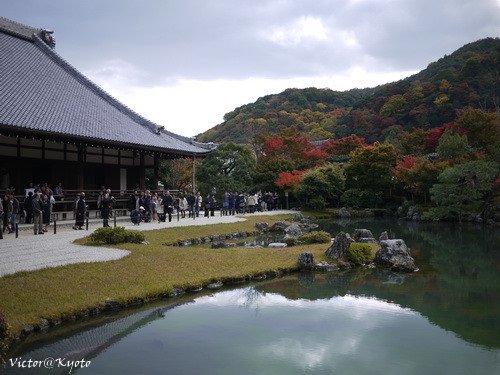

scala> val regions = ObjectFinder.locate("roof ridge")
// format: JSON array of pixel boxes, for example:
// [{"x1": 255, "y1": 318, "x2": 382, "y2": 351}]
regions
[{"x1": 0, "y1": 16, "x2": 39, "y2": 41}]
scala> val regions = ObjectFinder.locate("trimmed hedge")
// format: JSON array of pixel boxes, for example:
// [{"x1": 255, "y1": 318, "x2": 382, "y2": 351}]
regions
[
  {"x1": 347, "y1": 242, "x2": 373, "y2": 265},
  {"x1": 89, "y1": 227, "x2": 145, "y2": 245},
  {"x1": 298, "y1": 230, "x2": 332, "y2": 244}
]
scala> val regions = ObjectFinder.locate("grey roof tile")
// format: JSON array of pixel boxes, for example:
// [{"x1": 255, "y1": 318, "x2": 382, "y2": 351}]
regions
[{"x1": 0, "y1": 17, "x2": 213, "y2": 155}]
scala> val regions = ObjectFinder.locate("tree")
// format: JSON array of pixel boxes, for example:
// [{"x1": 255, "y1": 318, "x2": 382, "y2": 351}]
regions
[
  {"x1": 424, "y1": 160, "x2": 498, "y2": 222},
  {"x1": 454, "y1": 108, "x2": 499, "y2": 156},
  {"x1": 146, "y1": 158, "x2": 197, "y2": 191},
  {"x1": 344, "y1": 143, "x2": 399, "y2": 206},
  {"x1": 275, "y1": 170, "x2": 305, "y2": 192},
  {"x1": 436, "y1": 129, "x2": 470, "y2": 160},
  {"x1": 255, "y1": 130, "x2": 326, "y2": 190},
  {"x1": 380, "y1": 94, "x2": 408, "y2": 117},
  {"x1": 295, "y1": 164, "x2": 345, "y2": 207},
  {"x1": 393, "y1": 157, "x2": 448, "y2": 203},
  {"x1": 320, "y1": 135, "x2": 367, "y2": 158},
  {"x1": 196, "y1": 143, "x2": 256, "y2": 195},
  {"x1": 401, "y1": 129, "x2": 428, "y2": 156}
]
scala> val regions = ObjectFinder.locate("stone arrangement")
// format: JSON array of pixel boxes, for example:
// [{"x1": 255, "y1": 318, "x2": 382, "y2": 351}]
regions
[{"x1": 298, "y1": 227, "x2": 418, "y2": 273}]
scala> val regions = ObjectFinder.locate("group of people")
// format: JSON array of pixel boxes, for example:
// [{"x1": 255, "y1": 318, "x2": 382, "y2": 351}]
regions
[
  {"x1": 128, "y1": 190, "x2": 180, "y2": 225},
  {"x1": 1, "y1": 183, "x2": 282, "y2": 234},
  {"x1": 127, "y1": 190, "x2": 280, "y2": 225},
  {"x1": 220, "y1": 191, "x2": 279, "y2": 215},
  {"x1": 1, "y1": 182, "x2": 59, "y2": 235}
]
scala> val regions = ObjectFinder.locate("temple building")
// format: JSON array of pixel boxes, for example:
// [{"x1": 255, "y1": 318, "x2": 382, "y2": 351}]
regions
[{"x1": 0, "y1": 17, "x2": 213, "y2": 195}]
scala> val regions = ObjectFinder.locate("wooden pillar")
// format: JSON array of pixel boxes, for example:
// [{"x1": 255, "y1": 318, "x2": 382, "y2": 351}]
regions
[
  {"x1": 192, "y1": 154, "x2": 196, "y2": 194},
  {"x1": 139, "y1": 153, "x2": 145, "y2": 190},
  {"x1": 153, "y1": 155, "x2": 159, "y2": 190},
  {"x1": 77, "y1": 145, "x2": 84, "y2": 191}
]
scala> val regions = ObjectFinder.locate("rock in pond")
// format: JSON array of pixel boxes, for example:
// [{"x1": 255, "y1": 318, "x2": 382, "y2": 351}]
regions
[
  {"x1": 298, "y1": 252, "x2": 314, "y2": 269},
  {"x1": 314, "y1": 261, "x2": 339, "y2": 272},
  {"x1": 406, "y1": 206, "x2": 420, "y2": 221},
  {"x1": 379, "y1": 231, "x2": 389, "y2": 241},
  {"x1": 338, "y1": 207, "x2": 351, "y2": 218},
  {"x1": 325, "y1": 232, "x2": 353, "y2": 259},
  {"x1": 353, "y1": 229, "x2": 375, "y2": 242},
  {"x1": 375, "y1": 239, "x2": 417, "y2": 272},
  {"x1": 206, "y1": 281, "x2": 224, "y2": 290}
]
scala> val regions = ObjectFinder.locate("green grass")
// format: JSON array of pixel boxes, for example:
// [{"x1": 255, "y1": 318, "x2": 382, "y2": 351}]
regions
[{"x1": 0, "y1": 215, "x2": 329, "y2": 335}]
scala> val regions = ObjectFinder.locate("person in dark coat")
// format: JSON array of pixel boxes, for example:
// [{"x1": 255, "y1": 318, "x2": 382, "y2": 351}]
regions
[
  {"x1": 73, "y1": 193, "x2": 87, "y2": 230},
  {"x1": 187, "y1": 193, "x2": 195, "y2": 218},
  {"x1": 162, "y1": 190, "x2": 174, "y2": 222},
  {"x1": 24, "y1": 192, "x2": 33, "y2": 224},
  {"x1": 42, "y1": 194, "x2": 51, "y2": 232},
  {"x1": 129, "y1": 191, "x2": 139, "y2": 212},
  {"x1": 204, "y1": 194, "x2": 216, "y2": 217},
  {"x1": 100, "y1": 189, "x2": 114, "y2": 227},
  {"x1": 130, "y1": 206, "x2": 145, "y2": 225}
]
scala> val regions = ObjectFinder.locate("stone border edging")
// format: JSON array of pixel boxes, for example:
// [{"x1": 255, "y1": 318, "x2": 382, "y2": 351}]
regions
[{"x1": 0, "y1": 266, "x2": 296, "y2": 362}]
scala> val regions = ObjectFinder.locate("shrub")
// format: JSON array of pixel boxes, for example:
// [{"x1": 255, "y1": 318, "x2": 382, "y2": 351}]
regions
[
  {"x1": 295, "y1": 163, "x2": 345, "y2": 207},
  {"x1": 347, "y1": 243, "x2": 373, "y2": 265},
  {"x1": 341, "y1": 188, "x2": 381, "y2": 208},
  {"x1": 298, "y1": 230, "x2": 331, "y2": 244},
  {"x1": 285, "y1": 237, "x2": 299, "y2": 247},
  {"x1": 89, "y1": 227, "x2": 145, "y2": 245},
  {"x1": 303, "y1": 196, "x2": 327, "y2": 211}
]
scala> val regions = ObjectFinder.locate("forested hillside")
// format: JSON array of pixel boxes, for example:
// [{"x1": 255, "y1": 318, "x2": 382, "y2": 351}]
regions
[{"x1": 197, "y1": 38, "x2": 499, "y2": 144}]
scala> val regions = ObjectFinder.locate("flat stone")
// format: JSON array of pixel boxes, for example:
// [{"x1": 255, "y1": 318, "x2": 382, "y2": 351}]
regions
[
  {"x1": 206, "y1": 281, "x2": 223, "y2": 289},
  {"x1": 314, "y1": 261, "x2": 339, "y2": 272},
  {"x1": 268, "y1": 242, "x2": 287, "y2": 248}
]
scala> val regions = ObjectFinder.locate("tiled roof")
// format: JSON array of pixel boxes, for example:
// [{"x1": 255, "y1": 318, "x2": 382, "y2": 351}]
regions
[{"x1": 0, "y1": 17, "x2": 213, "y2": 155}]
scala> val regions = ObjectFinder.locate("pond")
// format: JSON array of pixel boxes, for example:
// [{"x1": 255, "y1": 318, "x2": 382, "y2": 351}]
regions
[{"x1": 3, "y1": 219, "x2": 500, "y2": 374}]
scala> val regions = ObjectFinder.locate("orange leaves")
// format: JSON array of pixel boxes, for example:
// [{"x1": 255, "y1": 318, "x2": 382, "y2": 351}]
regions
[{"x1": 275, "y1": 170, "x2": 305, "y2": 191}]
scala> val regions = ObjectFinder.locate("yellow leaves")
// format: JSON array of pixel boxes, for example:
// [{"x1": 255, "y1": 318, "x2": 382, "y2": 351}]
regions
[{"x1": 434, "y1": 94, "x2": 450, "y2": 107}]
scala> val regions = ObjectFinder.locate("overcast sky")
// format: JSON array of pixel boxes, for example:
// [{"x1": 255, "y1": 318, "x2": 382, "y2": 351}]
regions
[{"x1": 3, "y1": 0, "x2": 499, "y2": 136}]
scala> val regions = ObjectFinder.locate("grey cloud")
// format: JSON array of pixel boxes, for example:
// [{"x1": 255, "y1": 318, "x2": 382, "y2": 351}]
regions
[{"x1": 2, "y1": 0, "x2": 499, "y2": 82}]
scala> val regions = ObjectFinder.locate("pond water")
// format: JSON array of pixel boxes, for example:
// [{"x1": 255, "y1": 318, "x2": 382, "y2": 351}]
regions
[{"x1": 3, "y1": 219, "x2": 500, "y2": 374}]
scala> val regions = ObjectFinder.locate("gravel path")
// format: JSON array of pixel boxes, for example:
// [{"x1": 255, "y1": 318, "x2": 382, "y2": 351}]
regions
[{"x1": 0, "y1": 210, "x2": 295, "y2": 277}]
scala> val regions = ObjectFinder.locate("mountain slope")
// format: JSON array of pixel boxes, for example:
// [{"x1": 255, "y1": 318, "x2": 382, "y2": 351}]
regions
[{"x1": 197, "y1": 38, "x2": 499, "y2": 144}]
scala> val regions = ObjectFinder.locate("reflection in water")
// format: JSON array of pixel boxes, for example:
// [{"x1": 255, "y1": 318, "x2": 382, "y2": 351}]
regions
[{"x1": 3, "y1": 219, "x2": 499, "y2": 375}]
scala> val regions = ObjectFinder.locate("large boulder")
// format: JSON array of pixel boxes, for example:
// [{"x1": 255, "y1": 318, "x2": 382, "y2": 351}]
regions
[
  {"x1": 353, "y1": 229, "x2": 374, "y2": 241},
  {"x1": 270, "y1": 221, "x2": 288, "y2": 232},
  {"x1": 375, "y1": 239, "x2": 417, "y2": 272},
  {"x1": 298, "y1": 252, "x2": 314, "y2": 269},
  {"x1": 255, "y1": 222, "x2": 270, "y2": 232},
  {"x1": 291, "y1": 212, "x2": 306, "y2": 222},
  {"x1": 325, "y1": 232, "x2": 354, "y2": 259},
  {"x1": 284, "y1": 224, "x2": 303, "y2": 237},
  {"x1": 406, "y1": 206, "x2": 420, "y2": 221},
  {"x1": 338, "y1": 207, "x2": 351, "y2": 218}
]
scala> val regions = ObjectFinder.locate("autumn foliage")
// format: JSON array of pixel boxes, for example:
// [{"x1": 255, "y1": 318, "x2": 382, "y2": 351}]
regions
[{"x1": 275, "y1": 170, "x2": 305, "y2": 191}]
